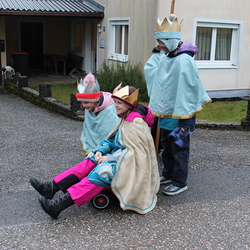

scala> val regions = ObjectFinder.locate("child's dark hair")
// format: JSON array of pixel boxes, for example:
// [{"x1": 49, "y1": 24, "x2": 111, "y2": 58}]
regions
[{"x1": 129, "y1": 86, "x2": 137, "y2": 95}]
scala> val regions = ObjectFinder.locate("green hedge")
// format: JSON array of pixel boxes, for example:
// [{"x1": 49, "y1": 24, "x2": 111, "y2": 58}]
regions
[{"x1": 96, "y1": 60, "x2": 149, "y2": 102}]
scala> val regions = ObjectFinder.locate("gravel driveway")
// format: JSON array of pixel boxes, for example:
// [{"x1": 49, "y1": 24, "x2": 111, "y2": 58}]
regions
[{"x1": 1, "y1": 93, "x2": 249, "y2": 250}]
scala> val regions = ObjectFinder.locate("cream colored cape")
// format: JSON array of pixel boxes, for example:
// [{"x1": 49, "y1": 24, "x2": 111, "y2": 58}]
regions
[{"x1": 109, "y1": 117, "x2": 160, "y2": 214}]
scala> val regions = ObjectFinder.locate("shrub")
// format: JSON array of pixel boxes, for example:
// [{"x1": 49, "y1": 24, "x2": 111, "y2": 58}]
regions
[{"x1": 96, "y1": 60, "x2": 149, "y2": 102}]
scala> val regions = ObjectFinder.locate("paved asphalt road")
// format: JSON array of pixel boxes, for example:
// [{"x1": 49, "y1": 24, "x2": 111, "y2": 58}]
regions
[{"x1": 1, "y1": 94, "x2": 250, "y2": 250}]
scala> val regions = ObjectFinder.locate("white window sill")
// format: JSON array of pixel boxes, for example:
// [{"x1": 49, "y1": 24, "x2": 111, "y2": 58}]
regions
[
  {"x1": 196, "y1": 62, "x2": 238, "y2": 69},
  {"x1": 107, "y1": 56, "x2": 128, "y2": 63}
]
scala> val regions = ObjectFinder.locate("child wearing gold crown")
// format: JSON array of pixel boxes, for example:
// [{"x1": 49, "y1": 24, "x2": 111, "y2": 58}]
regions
[
  {"x1": 144, "y1": 9, "x2": 211, "y2": 196},
  {"x1": 29, "y1": 84, "x2": 160, "y2": 218}
]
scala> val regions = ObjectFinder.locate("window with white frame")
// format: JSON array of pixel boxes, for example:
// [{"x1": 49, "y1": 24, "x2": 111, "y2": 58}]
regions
[
  {"x1": 108, "y1": 19, "x2": 129, "y2": 62},
  {"x1": 194, "y1": 19, "x2": 242, "y2": 69}
]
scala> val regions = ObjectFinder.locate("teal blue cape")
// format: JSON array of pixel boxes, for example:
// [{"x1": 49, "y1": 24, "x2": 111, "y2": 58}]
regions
[
  {"x1": 144, "y1": 52, "x2": 211, "y2": 119},
  {"x1": 80, "y1": 105, "x2": 118, "y2": 153}
]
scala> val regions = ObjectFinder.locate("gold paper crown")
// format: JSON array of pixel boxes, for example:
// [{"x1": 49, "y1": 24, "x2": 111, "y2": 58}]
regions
[
  {"x1": 112, "y1": 83, "x2": 139, "y2": 107},
  {"x1": 155, "y1": 17, "x2": 180, "y2": 32}
]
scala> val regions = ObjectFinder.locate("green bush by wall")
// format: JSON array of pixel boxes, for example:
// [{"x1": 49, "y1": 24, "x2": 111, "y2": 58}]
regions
[{"x1": 96, "y1": 60, "x2": 149, "y2": 102}]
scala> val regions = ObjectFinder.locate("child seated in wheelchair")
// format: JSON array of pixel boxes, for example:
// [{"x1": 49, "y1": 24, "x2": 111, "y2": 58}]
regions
[{"x1": 30, "y1": 83, "x2": 160, "y2": 218}]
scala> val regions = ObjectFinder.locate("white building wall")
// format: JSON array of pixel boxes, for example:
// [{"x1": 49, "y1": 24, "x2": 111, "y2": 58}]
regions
[
  {"x1": 96, "y1": 0, "x2": 250, "y2": 98},
  {"x1": 95, "y1": 0, "x2": 157, "y2": 71},
  {"x1": 161, "y1": 0, "x2": 250, "y2": 98}
]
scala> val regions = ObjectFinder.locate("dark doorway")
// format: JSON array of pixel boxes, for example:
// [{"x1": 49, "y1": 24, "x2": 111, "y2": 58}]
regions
[{"x1": 20, "y1": 22, "x2": 43, "y2": 70}]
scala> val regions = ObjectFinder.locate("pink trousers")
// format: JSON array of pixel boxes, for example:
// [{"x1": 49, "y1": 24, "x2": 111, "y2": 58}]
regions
[{"x1": 53, "y1": 159, "x2": 104, "y2": 207}]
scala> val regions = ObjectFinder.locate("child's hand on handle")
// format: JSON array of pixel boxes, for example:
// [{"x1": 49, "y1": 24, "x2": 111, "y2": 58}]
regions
[{"x1": 94, "y1": 151, "x2": 108, "y2": 164}]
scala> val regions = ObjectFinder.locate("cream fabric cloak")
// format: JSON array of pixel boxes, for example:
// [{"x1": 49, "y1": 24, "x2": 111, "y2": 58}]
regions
[{"x1": 108, "y1": 117, "x2": 160, "y2": 214}]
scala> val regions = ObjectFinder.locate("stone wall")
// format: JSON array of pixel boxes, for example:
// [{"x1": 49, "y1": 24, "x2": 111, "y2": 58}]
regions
[{"x1": 4, "y1": 80, "x2": 84, "y2": 121}]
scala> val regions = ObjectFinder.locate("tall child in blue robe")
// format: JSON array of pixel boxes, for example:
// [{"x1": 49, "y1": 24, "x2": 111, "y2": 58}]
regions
[{"x1": 144, "y1": 14, "x2": 211, "y2": 196}]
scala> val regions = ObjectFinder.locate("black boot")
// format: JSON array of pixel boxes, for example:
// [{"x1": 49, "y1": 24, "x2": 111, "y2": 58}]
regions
[
  {"x1": 30, "y1": 177, "x2": 59, "y2": 199},
  {"x1": 40, "y1": 192, "x2": 74, "y2": 219}
]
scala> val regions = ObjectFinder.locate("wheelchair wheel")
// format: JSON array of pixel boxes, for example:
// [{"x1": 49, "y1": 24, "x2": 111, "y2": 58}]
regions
[{"x1": 92, "y1": 193, "x2": 110, "y2": 209}]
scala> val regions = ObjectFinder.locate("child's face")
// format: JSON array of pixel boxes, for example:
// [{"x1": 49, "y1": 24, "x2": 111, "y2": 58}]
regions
[
  {"x1": 80, "y1": 101, "x2": 88, "y2": 109},
  {"x1": 113, "y1": 98, "x2": 130, "y2": 115},
  {"x1": 157, "y1": 39, "x2": 169, "y2": 53},
  {"x1": 82, "y1": 101, "x2": 98, "y2": 112}
]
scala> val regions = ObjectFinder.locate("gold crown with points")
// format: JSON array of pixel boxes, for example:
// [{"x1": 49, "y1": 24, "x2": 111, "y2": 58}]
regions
[
  {"x1": 112, "y1": 83, "x2": 139, "y2": 108},
  {"x1": 155, "y1": 17, "x2": 180, "y2": 32}
]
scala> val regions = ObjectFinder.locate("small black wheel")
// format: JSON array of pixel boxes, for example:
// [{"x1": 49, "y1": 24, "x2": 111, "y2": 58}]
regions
[{"x1": 92, "y1": 193, "x2": 110, "y2": 209}]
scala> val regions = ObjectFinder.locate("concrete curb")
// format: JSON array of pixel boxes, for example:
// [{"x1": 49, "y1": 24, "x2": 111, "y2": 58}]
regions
[
  {"x1": 5, "y1": 81, "x2": 84, "y2": 121},
  {"x1": 4, "y1": 81, "x2": 250, "y2": 131},
  {"x1": 195, "y1": 120, "x2": 249, "y2": 131}
]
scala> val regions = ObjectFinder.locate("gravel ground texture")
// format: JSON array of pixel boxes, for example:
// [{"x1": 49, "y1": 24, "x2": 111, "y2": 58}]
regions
[{"x1": 0, "y1": 92, "x2": 250, "y2": 250}]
